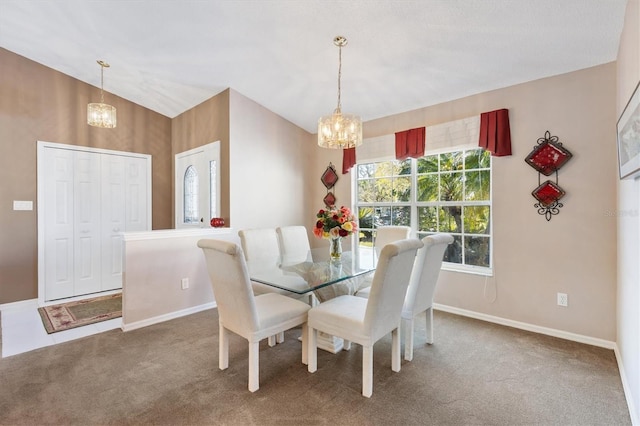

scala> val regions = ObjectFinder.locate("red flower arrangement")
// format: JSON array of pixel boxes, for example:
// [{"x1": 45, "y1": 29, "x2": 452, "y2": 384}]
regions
[{"x1": 313, "y1": 206, "x2": 358, "y2": 240}]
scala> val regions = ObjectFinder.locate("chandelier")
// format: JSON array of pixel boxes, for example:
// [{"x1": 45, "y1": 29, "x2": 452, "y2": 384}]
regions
[
  {"x1": 87, "y1": 60, "x2": 117, "y2": 128},
  {"x1": 318, "y1": 36, "x2": 362, "y2": 149}
]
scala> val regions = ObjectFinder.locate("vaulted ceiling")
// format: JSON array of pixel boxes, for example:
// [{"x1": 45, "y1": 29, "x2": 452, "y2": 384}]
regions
[{"x1": 0, "y1": 0, "x2": 627, "y2": 133}]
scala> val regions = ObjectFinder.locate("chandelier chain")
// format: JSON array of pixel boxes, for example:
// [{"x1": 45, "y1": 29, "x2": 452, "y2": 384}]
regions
[
  {"x1": 100, "y1": 64, "x2": 105, "y2": 103},
  {"x1": 336, "y1": 43, "x2": 342, "y2": 111}
]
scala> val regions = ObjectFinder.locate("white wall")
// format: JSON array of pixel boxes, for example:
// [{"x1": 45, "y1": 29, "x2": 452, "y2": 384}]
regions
[
  {"x1": 228, "y1": 89, "x2": 316, "y2": 234},
  {"x1": 121, "y1": 228, "x2": 236, "y2": 330},
  {"x1": 616, "y1": 0, "x2": 640, "y2": 422}
]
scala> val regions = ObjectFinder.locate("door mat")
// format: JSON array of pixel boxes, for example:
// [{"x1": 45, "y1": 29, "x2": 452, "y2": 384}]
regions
[{"x1": 38, "y1": 294, "x2": 122, "y2": 334}]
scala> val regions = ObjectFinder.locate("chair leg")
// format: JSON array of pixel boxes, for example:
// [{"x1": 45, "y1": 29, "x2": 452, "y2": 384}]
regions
[
  {"x1": 301, "y1": 323, "x2": 308, "y2": 365},
  {"x1": 425, "y1": 307, "x2": 434, "y2": 344},
  {"x1": 268, "y1": 335, "x2": 276, "y2": 347},
  {"x1": 248, "y1": 341, "x2": 260, "y2": 392},
  {"x1": 276, "y1": 331, "x2": 285, "y2": 344},
  {"x1": 343, "y1": 339, "x2": 352, "y2": 351},
  {"x1": 404, "y1": 317, "x2": 414, "y2": 361},
  {"x1": 219, "y1": 323, "x2": 229, "y2": 370},
  {"x1": 362, "y1": 345, "x2": 373, "y2": 398},
  {"x1": 308, "y1": 326, "x2": 317, "y2": 373},
  {"x1": 392, "y1": 327, "x2": 401, "y2": 372}
]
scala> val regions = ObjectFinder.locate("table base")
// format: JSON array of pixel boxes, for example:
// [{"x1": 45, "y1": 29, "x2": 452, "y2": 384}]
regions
[{"x1": 298, "y1": 332, "x2": 344, "y2": 353}]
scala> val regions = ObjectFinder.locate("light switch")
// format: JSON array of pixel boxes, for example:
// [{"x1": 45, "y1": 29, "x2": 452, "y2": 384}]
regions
[{"x1": 13, "y1": 201, "x2": 33, "y2": 211}]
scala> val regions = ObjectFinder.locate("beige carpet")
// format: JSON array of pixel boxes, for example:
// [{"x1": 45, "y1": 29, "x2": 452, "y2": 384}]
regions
[{"x1": 0, "y1": 309, "x2": 630, "y2": 425}]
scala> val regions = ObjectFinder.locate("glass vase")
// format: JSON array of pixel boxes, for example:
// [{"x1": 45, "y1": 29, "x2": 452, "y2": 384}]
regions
[{"x1": 329, "y1": 236, "x2": 342, "y2": 261}]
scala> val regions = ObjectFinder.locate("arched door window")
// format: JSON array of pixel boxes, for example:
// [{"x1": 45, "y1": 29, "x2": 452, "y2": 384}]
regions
[{"x1": 183, "y1": 165, "x2": 199, "y2": 223}]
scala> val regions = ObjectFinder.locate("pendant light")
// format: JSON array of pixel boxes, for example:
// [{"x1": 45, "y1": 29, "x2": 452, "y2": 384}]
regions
[
  {"x1": 87, "y1": 60, "x2": 117, "y2": 128},
  {"x1": 318, "y1": 36, "x2": 362, "y2": 149}
]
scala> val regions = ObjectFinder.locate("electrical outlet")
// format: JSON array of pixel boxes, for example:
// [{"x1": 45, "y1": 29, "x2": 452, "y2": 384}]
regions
[
  {"x1": 181, "y1": 278, "x2": 189, "y2": 290},
  {"x1": 557, "y1": 292, "x2": 568, "y2": 307}
]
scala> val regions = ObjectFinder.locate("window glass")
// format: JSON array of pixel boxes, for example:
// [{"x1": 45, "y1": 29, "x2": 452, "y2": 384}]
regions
[
  {"x1": 209, "y1": 160, "x2": 217, "y2": 218},
  {"x1": 183, "y1": 165, "x2": 198, "y2": 223}
]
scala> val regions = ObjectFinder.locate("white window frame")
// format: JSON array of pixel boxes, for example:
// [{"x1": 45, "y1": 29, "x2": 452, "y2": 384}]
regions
[{"x1": 354, "y1": 151, "x2": 493, "y2": 276}]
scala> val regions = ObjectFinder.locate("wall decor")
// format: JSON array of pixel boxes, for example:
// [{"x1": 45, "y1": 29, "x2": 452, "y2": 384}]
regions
[
  {"x1": 617, "y1": 80, "x2": 640, "y2": 179},
  {"x1": 321, "y1": 163, "x2": 338, "y2": 207},
  {"x1": 525, "y1": 131, "x2": 572, "y2": 221}
]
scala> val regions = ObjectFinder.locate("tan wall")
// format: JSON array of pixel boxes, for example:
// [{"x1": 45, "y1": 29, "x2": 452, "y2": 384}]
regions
[
  {"x1": 0, "y1": 48, "x2": 173, "y2": 304},
  {"x1": 313, "y1": 63, "x2": 619, "y2": 341},
  {"x1": 616, "y1": 0, "x2": 640, "y2": 421},
  {"x1": 171, "y1": 90, "x2": 231, "y2": 226}
]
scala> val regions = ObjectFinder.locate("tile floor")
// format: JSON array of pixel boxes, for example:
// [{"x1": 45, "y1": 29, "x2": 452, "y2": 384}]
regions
[{"x1": 1, "y1": 301, "x2": 121, "y2": 358}]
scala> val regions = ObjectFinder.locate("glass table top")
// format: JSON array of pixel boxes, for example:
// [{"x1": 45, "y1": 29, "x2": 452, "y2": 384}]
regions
[{"x1": 247, "y1": 248, "x2": 374, "y2": 296}]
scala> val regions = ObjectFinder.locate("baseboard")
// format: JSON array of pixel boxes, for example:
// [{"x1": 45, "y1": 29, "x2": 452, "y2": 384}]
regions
[
  {"x1": 121, "y1": 302, "x2": 217, "y2": 332},
  {"x1": 433, "y1": 303, "x2": 616, "y2": 349},
  {"x1": 0, "y1": 298, "x2": 38, "y2": 312},
  {"x1": 614, "y1": 344, "x2": 639, "y2": 425}
]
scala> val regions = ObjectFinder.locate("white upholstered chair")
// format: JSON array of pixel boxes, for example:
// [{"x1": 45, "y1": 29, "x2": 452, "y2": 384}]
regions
[
  {"x1": 400, "y1": 233, "x2": 453, "y2": 360},
  {"x1": 276, "y1": 226, "x2": 311, "y2": 263},
  {"x1": 239, "y1": 228, "x2": 304, "y2": 296},
  {"x1": 197, "y1": 239, "x2": 311, "y2": 393},
  {"x1": 355, "y1": 225, "x2": 411, "y2": 292},
  {"x1": 239, "y1": 227, "x2": 309, "y2": 344},
  {"x1": 374, "y1": 226, "x2": 411, "y2": 257},
  {"x1": 356, "y1": 233, "x2": 453, "y2": 361},
  {"x1": 307, "y1": 238, "x2": 423, "y2": 398}
]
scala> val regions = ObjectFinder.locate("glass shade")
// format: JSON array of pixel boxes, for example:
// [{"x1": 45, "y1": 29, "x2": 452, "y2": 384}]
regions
[
  {"x1": 88, "y1": 102, "x2": 117, "y2": 128},
  {"x1": 318, "y1": 109, "x2": 362, "y2": 149}
]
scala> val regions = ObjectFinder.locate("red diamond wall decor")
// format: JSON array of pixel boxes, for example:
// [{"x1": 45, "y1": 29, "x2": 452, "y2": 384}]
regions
[
  {"x1": 532, "y1": 180, "x2": 565, "y2": 207},
  {"x1": 525, "y1": 138, "x2": 573, "y2": 175},
  {"x1": 526, "y1": 131, "x2": 571, "y2": 221}
]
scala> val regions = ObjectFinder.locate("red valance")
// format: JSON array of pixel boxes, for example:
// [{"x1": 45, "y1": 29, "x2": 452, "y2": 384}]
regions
[
  {"x1": 395, "y1": 127, "x2": 426, "y2": 160},
  {"x1": 479, "y1": 109, "x2": 512, "y2": 156},
  {"x1": 342, "y1": 148, "x2": 356, "y2": 174}
]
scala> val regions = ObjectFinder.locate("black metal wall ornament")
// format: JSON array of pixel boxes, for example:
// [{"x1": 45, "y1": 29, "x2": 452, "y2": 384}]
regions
[
  {"x1": 321, "y1": 162, "x2": 339, "y2": 207},
  {"x1": 525, "y1": 131, "x2": 572, "y2": 221}
]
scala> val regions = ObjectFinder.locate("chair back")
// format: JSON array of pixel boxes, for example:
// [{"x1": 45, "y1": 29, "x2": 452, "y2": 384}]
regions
[
  {"x1": 276, "y1": 226, "x2": 311, "y2": 262},
  {"x1": 403, "y1": 233, "x2": 454, "y2": 317},
  {"x1": 197, "y1": 239, "x2": 259, "y2": 334},
  {"x1": 364, "y1": 238, "x2": 423, "y2": 341},
  {"x1": 238, "y1": 228, "x2": 280, "y2": 264},
  {"x1": 374, "y1": 226, "x2": 411, "y2": 257}
]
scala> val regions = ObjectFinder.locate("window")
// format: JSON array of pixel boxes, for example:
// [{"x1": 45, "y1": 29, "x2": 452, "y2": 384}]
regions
[
  {"x1": 183, "y1": 165, "x2": 199, "y2": 224},
  {"x1": 209, "y1": 160, "x2": 217, "y2": 219},
  {"x1": 355, "y1": 148, "x2": 492, "y2": 274}
]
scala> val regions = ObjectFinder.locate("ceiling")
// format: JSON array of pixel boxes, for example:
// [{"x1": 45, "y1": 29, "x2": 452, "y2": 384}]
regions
[{"x1": 0, "y1": 0, "x2": 628, "y2": 133}]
